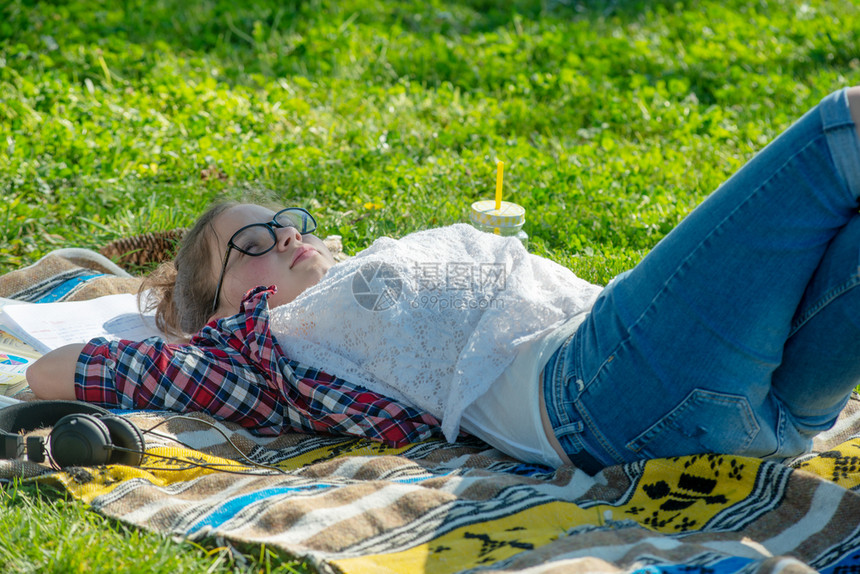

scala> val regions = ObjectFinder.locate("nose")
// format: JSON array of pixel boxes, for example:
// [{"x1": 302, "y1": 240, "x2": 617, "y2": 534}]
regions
[{"x1": 275, "y1": 225, "x2": 302, "y2": 251}]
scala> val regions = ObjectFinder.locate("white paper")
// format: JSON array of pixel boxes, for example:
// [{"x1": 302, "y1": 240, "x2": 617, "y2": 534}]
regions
[{"x1": 0, "y1": 293, "x2": 164, "y2": 354}]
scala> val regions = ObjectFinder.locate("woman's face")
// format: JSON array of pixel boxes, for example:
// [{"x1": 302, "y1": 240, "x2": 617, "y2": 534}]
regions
[{"x1": 209, "y1": 203, "x2": 335, "y2": 317}]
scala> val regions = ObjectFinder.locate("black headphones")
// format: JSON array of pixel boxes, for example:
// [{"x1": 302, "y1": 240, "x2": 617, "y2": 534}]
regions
[{"x1": 0, "y1": 401, "x2": 145, "y2": 468}]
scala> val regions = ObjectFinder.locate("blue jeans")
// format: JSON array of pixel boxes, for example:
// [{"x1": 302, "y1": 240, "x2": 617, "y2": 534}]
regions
[{"x1": 543, "y1": 88, "x2": 860, "y2": 474}]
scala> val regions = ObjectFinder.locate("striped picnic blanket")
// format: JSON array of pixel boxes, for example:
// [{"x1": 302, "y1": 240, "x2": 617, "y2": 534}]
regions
[
  {"x1": 7, "y1": 405, "x2": 860, "y2": 574},
  {"x1": 2, "y1": 249, "x2": 859, "y2": 573}
]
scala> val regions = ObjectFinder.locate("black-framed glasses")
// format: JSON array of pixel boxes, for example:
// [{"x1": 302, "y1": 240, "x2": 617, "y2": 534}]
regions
[{"x1": 211, "y1": 207, "x2": 317, "y2": 315}]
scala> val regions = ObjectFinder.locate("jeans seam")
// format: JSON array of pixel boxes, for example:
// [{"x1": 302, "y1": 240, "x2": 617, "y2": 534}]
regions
[
  {"x1": 576, "y1": 397, "x2": 628, "y2": 464},
  {"x1": 550, "y1": 334, "x2": 576, "y2": 428},
  {"x1": 788, "y1": 273, "x2": 860, "y2": 337},
  {"x1": 576, "y1": 336, "x2": 634, "y2": 465}
]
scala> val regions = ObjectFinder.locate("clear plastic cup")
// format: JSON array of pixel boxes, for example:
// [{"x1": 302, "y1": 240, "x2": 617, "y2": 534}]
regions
[{"x1": 469, "y1": 200, "x2": 528, "y2": 249}]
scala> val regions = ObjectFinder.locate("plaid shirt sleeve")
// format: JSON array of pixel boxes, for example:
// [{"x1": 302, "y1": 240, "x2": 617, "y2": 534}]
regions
[
  {"x1": 74, "y1": 331, "x2": 286, "y2": 436},
  {"x1": 75, "y1": 286, "x2": 446, "y2": 447}
]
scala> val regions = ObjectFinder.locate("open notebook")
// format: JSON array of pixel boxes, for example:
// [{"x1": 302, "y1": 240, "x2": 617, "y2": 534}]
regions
[{"x1": 0, "y1": 293, "x2": 164, "y2": 355}]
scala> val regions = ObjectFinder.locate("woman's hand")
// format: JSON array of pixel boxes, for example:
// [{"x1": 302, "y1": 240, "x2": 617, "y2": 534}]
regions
[{"x1": 26, "y1": 344, "x2": 86, "y2": 400}]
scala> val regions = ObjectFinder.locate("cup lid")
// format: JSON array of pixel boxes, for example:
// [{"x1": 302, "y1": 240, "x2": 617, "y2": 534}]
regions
[{"x1": 470, "y1": 200, "x2": 526, "y2": 228}]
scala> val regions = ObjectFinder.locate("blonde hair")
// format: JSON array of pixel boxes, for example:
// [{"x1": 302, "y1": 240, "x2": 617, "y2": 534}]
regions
[{"x1": 140, "y1": 201, "x2": 237, "y2": 339}]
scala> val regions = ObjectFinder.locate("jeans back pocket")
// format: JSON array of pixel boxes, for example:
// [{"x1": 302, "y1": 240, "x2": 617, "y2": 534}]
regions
[{"x1": 625, "y1": 389, "x2": 761, "y2": 459}]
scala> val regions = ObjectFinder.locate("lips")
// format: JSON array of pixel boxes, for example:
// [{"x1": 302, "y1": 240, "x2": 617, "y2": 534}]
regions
[{"x1": 290, "y1": 244, "x2": 317, "y2": 267}]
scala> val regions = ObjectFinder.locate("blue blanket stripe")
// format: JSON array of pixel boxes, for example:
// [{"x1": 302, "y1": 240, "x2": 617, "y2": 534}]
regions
[
  {"x1": 36, "y1": 273, "x2": 105, "y2": 302},
  {"x1": 633, "y1": 557, "x2": 753, "y2": 573},
  {"x1": 187, "y1": 484, "x2": 334, "y2": 534},
  {"x1": 186, "y1": 471, "x2": 450, "y2": 535}
]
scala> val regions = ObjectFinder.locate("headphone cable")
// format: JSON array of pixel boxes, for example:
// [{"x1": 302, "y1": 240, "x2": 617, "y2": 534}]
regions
[
  {"x1": 136, "y1": 415, "x2": 289, "y2": 475},
  {"x1": 107, "y1": 446, "x2": 291, "y2": 477}
]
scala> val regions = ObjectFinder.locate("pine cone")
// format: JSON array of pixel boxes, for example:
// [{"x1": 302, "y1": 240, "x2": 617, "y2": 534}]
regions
[{"x1": 100, "y1": 229, "x2": 187, "y2": 268}]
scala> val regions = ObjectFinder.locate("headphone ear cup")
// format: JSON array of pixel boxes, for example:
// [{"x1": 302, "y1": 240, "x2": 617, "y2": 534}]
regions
[
  {"x1": 49, "y1": 414, "x2": 113, "y2": 468},
  {"x1": 98, "y1": 416, "x2": 145, "y2": 467}
]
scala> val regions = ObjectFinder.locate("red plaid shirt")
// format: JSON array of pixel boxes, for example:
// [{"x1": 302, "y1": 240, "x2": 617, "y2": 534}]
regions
[{"x1": 74, "y1": 286, "x2": 445, "y2": 447}]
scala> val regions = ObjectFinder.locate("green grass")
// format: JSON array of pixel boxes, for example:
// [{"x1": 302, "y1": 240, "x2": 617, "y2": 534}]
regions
[
  {"x1": 1, "y1": 0, "x2": 859, "y2": 571},
  {"x1": 0, "y1": 481, "x2": 310, "y2": 573},
  {"x1": 4, "y1": 0, "x2": 858, "y2": 282}
]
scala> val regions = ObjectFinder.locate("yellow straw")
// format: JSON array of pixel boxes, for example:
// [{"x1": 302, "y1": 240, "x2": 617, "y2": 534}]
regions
[{"x1": 495, "y1": 161, "x2": 504, "y2": 210}]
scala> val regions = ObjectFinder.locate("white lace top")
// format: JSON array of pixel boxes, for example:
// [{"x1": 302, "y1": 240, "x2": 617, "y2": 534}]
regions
[{"x1": 269, "y1": 224, "x2": 603, "y2": 442}]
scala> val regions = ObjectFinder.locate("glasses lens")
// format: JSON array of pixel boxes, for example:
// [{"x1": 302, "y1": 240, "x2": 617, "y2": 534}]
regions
[
  {"x1": 275, "y1": 209, "x2": 316, "y2": 234},
  {"x1": 232, "y1": 225, "x2": 275, "y2": 255}
]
